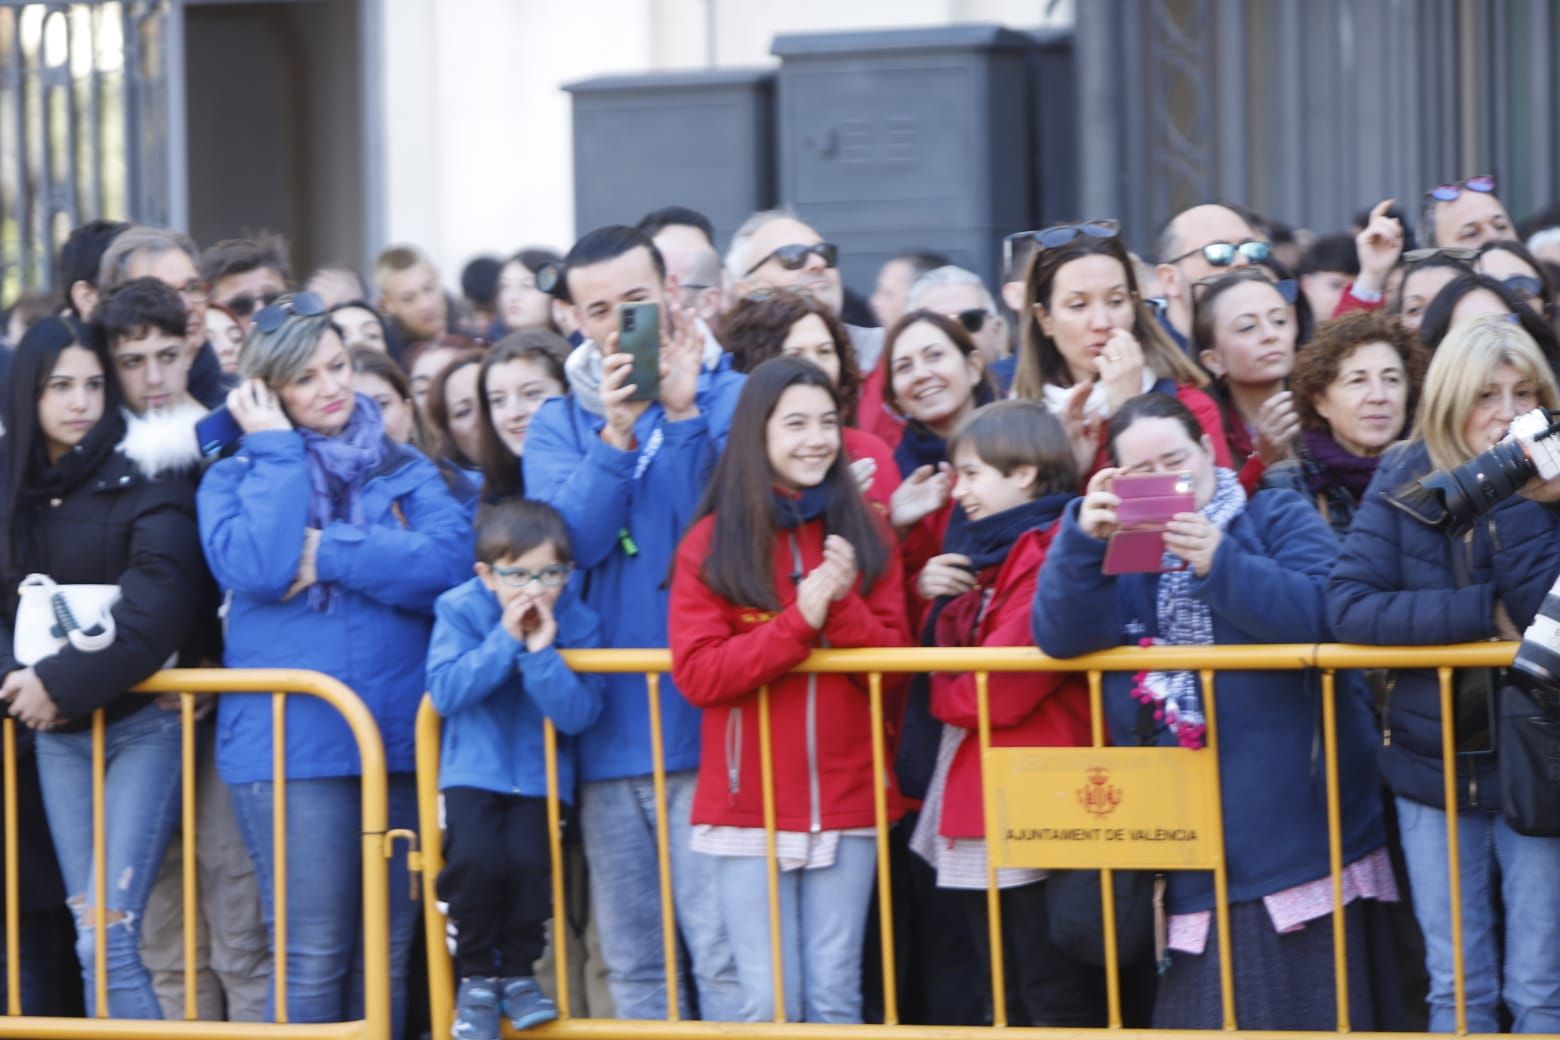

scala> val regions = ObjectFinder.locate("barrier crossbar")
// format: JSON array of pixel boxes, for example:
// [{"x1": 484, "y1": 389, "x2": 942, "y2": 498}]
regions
[
  {"x1": 414, "y1": 642, "x2": 1525, "y2": 1040},
  {"x1": 1, "y1": 668, "x2": 393, "y2": 1040}
]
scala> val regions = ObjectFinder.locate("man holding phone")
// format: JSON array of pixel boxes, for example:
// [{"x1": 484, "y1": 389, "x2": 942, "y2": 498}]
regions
[{"x1": 524, "y1": 225, "x2": 744, "y2": 1021}]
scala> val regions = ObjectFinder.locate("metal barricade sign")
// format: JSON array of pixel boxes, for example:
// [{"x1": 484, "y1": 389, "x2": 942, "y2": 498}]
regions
[{"x1": 987, "y1": 747, "x2": 1222, "y2": 869}]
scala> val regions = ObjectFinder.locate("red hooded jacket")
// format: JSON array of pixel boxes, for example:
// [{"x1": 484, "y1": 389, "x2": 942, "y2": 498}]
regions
[
  {"x1": 930, "y1": 523, "x2": 1093, "y2": 839},
  {"x1": 670, "y1": 512, "x2": 912, "y2": 831}
]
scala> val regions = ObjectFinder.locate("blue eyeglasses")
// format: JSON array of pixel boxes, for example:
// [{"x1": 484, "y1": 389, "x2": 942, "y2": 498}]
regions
[{"x1": 490, "y1": 562, "x2": 573, "y2": 590}]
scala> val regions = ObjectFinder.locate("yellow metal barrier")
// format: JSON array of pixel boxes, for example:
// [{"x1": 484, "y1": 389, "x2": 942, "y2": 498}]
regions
[
  {"x1": 414, "y1": 642, "x2": 1526, "y2": 1039},
  {"x1": 1, "y1": 669, "x2": 393, "y2": 1040}
]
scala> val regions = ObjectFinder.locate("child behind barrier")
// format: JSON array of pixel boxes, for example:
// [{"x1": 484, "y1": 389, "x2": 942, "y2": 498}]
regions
[{"x1": 427, "y1": 499, "x2": 605, "y2": 1040}]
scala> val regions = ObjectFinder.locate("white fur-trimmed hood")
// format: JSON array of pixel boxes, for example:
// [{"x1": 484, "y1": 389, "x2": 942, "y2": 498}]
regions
[{"x1": 117, "y1": 400, "x2": 208, "y2": 479}]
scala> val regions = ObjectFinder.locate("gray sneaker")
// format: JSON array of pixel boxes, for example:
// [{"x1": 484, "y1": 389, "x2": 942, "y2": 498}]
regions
[
  {"x1": 453, "y1": 976, "x2": 501, "y2": 1040},
  {"x1": 500, "y1": 976, "x2": 558, "y2": 1031}
]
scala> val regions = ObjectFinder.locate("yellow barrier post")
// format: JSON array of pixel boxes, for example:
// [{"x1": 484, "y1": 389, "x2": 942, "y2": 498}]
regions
[
  {"x1": 1086, "y1": 670, "x2": 1123, "y2": 1031},
  {"x1": 645, "y1": 673, "x2": 682, "y2": 1023},
  {"x1": 413, "y1": 698, "x2": 453, "y2": 1040},
  {"x1": 756, "y1": 685, "x2": 785, "y2": 1024},
  {"x1": 973, "y1": 671, "x2": 1006, "y2": 1028},
  {"x1": 1438, "y1": 666, "x2": 1468, "y2": 1036},
  {"x1": 1319, "y1": 670, "x2": 1350, "y2": 1031},
  {"x1": 867, "y1": 671, "x2": 898, "y2": 1026},
  {"x1": 1198, "y1": 670, "x2": 1236, "y2": 1031},
  {"x1": 180, "y1": 693, "x2": 198, "y2": 1022},
  {"x1": 91, "y1": 710, "x2": 106, "y2": 1019},
  {"x1": 543, "y1": 719, "x2": 573, "y2": 1020},
  {"x1": 2, "y1": 718, "x2": 17, "y2": 1017},
  {"x1": 271, "y1": 694, "x2": 289, "y2": 1024}
]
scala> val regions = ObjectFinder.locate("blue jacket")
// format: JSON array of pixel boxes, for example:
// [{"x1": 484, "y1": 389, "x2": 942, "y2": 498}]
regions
[
  {"x1": 427, "y1": 577, "x2": 605, "y2": 801},
  {"x1": 1033, "y1": 489, "x2": 1384, "y2": 914},
  {"x1": 198, "y1": 430, "x2": 471, "y2": 783},
  {"x1": 1328, "y1": 440, "x2": 1560, "y2": 811},
  {"x1": 522, "y1": 364, "x2": 744, "y2": 781}
]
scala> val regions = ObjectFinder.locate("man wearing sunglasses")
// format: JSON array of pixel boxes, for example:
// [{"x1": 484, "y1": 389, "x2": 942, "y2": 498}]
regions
[
  {"x1": 200, "y1": 234, "x2": 291, "y2": 334},
  {"x1": 726, "y1": 210, "x2": 887, "y2": 374},
  {"x1": 1421, "y1": 174, "x2": 1516, "y2": 250},
  {"x1": 639, "y1": 206, "x2": 726, "y2": 327},
  {"x1": 1153, "y1": 203, "x2": 1268, "y2": 350},
  {"x1": 907, "y1": 264, "x2": 1010, "y2": 371}
]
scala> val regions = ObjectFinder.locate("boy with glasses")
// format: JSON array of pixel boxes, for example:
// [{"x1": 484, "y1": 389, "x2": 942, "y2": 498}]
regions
[{"x1": 427, "y1": 499, "x2": 605, "y2": 1040}]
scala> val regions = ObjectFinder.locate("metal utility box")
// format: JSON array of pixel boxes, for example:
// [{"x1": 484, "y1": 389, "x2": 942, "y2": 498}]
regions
[
  {"x1": 564, "y1": 68, "x2": 776, "y2": 249},
  {"x1": 771, "y1": 25, "x2": 1043, "y2": 293}
]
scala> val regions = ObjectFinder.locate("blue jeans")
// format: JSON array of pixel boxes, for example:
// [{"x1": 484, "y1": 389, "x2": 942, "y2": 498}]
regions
[
  {"x1": 228, "y1": 774, "x2": 418, "y2": 1035},
  {"x1": 579, "y1": 772, "x2": 742, "y2": 1020},
  {"x1": 1396, "y1": 796, "x2": 1560, "y2": 1032},
  {"x1": 34, "y1": 705, "x2": 183, "y2": 1019},
  {"x1": 716, "y1": 836, "x2": 877, "y2": 1023}
]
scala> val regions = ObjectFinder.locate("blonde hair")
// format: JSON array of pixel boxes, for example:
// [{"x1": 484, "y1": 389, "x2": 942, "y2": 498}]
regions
[
  {"x1": 372, "y1": 244, "x2": 433, "y2": 295},
  {"x1": 1416, "y1": 316, "x2": 1559, "y2": 471}
]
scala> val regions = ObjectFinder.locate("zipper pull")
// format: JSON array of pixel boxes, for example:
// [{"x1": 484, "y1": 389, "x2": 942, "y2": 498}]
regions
[{"x1": 619, "y1": 527, "x2": 639, "y2": 556}]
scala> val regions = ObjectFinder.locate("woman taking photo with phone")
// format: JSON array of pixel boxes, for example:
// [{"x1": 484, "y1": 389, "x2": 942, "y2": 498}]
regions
[
  {"x1": 1328, "y1": 316, "x2": 1560, "y2": 1033},
  {"x1": 670, "y1": 357, "x2": 909, "y2": 1023},
  {"x1": 1034, "y1": 392, "x2": 1395, "y2": 1031},
  {"x1": 197, "y1": 293, "x2": 470, "y2": 1033},
  {"x1": 0, "y1": 316, "x2": 206, "y2": 1017}
]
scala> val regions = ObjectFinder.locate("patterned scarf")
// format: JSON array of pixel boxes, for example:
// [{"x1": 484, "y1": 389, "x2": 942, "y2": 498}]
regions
[
  {"x1": 298, "y1": 394, "x2": 385, "y2": 612},
  {"x1": 1140, "y1": 468, "x2": 1246, "y2": 748}
]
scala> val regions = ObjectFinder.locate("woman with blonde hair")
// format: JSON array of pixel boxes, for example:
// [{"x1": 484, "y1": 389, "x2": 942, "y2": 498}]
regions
[{"x1": 1330, "y1": 316, "x2": 1560, "y2": 1033}]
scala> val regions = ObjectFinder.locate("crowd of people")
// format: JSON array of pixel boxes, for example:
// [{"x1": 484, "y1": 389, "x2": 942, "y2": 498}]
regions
[{"x1": 0, "y1": 177, "x2": 1559, "y2": 1040}]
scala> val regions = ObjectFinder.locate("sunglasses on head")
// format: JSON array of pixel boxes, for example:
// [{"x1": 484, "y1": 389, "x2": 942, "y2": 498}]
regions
[
  {"x1": 1030, "y1": 219, "x2": 1121, "y2": 249},
  {"x1": 948, "y1": 308, "x2": 990, "y2": 334},
  {"x1": 1504, "y1": 275, "x2": 1544, "y2": 302},
  {"x1": 1171, "y1": 239, "x2": 1271, "y2": 268},
  {"x1": 1191, "y1": 271, "x2": 1298, "y2": 306},
  {"x1": 744, "y1": 242, "x2": 839, "y2": 277},
  {"x1": 1427, "y1": 174, "x2": 1496, "y2": 202},
  {"x1": 1402, "y1": 246, "x2": 1479, "y2": 265},
  {"x1": 222, "y1": 291, "x2": 285, "y2": 319},
  {"x1": 253, "y1": 291, "x2": 328, "y2": 335}
]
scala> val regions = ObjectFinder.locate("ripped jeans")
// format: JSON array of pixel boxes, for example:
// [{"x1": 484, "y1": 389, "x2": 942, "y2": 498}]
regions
[{"x1": 35, "y1": 704, "x2": 183, "y2": 1018}]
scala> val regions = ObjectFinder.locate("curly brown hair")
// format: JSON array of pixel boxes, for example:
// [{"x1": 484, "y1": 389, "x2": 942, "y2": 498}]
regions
[
  {"x1": 717, "y1": 289, "x2": 861, "y2": 423},
  {"x1": 1291, "y1": 310, "x2": 1427, "y2": 433}
]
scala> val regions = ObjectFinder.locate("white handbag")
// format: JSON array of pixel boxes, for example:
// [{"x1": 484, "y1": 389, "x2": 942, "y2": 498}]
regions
[{"x1": 13, "y1": 574, "x2": 120, "y2": 666}]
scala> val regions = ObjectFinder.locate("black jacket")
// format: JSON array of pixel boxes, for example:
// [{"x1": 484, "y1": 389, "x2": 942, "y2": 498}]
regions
[{"x1": 0, "y1": 413, "x2": 207, "y2": 730}]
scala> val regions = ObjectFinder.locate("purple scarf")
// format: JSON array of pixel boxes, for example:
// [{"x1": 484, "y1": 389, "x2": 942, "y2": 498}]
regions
[
  {"x1": 299, "y1": 393, "x2": 386, "y2": 611},
  {"x1": 1302, "y1": 427, "x2": 1382, "y2": 502}
]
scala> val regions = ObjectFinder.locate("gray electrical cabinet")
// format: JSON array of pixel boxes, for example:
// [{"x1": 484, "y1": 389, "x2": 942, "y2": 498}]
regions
[
  {"x1": 563, "y1": 68, "x2": 776, "y2": 248},
  {"x1": 770, "y1": 25, "x2": 1045, "y2": 293}
]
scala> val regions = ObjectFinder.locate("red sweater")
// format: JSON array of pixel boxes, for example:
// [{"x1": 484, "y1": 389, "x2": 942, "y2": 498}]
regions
[
  {"x1": 843, "y1": 425, "x2": 902, "y2": 516},
  {"x1": 930, "y1": 525, "x2": 1093, "y2": 839},
  {"x1": 857, "y1": 365, "x2": 907, "y2": 452},
  {"x1": 670, "y1": 512, "x2": 911, "y2": 831}
]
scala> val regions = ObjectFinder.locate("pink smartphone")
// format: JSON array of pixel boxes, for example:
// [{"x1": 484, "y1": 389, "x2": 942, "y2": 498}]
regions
[{"x1": 1102, "y1": 473, "x2": 1195, "y2": 575}]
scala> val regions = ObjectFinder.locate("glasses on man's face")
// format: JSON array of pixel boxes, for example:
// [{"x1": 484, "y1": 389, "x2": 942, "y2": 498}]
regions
[
  {"x1": 1426, "y1": 174, "x2": 1497, "y2": 203},
  {"x1": 1031, "y1": 219, "x2": 1120, "y2": 250},
  {"x1": 948, "y1": 308, "x2": 990, "y2": 334},
  {"x1": 177, "y1": 280, "x2": 211, "y2": 304},
  {"x1": 745, "y1": 242, "x2": 839, "y2": 277},
  {"x1": 490, "y1": 562, "x2": 573, "y2": 590},
  {"x1": 253, "y1": 291, "x2": 329, "y2": 334},
  {"x1": 1171, "y1": 239, "x2": 1271, "y2": 268},
  {"x1": 222, "y1": 291, "x2": 285, "y2": 319},
  {"x1": 1403, "y1": 246, "x2": 1479, "y2": 265}
]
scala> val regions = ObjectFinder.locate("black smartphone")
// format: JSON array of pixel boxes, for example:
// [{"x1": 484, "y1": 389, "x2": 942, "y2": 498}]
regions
[
  {"x1": 194, "y1": 405, "x2": 243, "y2": 457},
  {"x1": 618, "y1": 302, "x2": 661, "y2": 403}
]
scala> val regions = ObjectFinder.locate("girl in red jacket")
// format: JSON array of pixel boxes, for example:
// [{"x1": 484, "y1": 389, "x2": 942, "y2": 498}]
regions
[
  {"x1": 907, "y1": 401, "x2": 1106, "y2": 1027},
  {"x1": 670, "y1": 357, "x2": 911, "y2": 1023}
]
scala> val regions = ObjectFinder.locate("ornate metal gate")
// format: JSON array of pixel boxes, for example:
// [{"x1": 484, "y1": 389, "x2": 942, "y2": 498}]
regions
[{"x1": 0, "y1": 0, "x2": 172, "y2": 305}]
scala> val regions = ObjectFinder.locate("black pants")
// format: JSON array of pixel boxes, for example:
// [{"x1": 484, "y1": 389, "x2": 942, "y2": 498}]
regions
[
  {"x1": 437, "y1": 787, "x2": 552, "y2": 978},
  {"x1": 960, "y1": 882, "x2": 1113, "y2": 1028}
]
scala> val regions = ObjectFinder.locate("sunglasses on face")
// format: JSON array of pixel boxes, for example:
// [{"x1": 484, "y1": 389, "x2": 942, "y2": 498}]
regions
[
  {"x1": 744, "y1": 242, "x2": 839, "y2": 277},
  {"x1": 1426, "y1": 174, "x2": 1497, "y2": 202},
  {"x1": 490, "y1": 562, "x2": 573, "y2": 590},
  {"x1": 1031, "y1": 219, "x2": 1121, "y2": 250},
  {"x1": 222, "y1": 291, "x2": 285, "y2": 319},
  {"x1": 948, "y1": 308, "x2": 990, "y2": 334},
  {"x1": 1504, "y1": 275, "x2": 1544, "y2": 302},
  {"x1": 253, "y1": 291, "x2": 329, "y2": 334},
  {"x1": 1171, "y1": 239, "x2": 1271, "y2": 268},
  {"x1": 1403, "y1": 246, "x2": 1479, "y2": 265}
]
